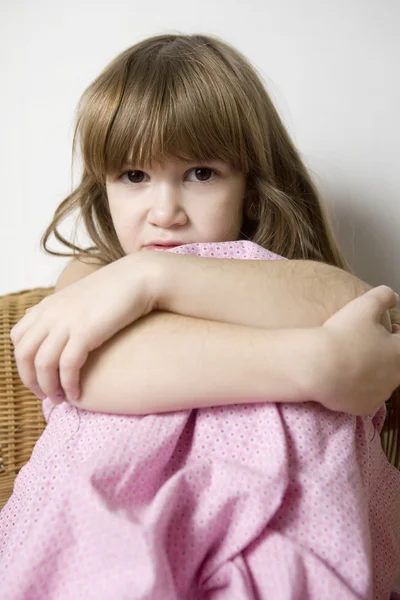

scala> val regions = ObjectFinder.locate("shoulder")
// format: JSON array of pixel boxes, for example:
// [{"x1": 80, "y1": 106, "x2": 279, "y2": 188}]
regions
[{"x1": 55, "y1": 256, "x2": 105, "y2": 292}]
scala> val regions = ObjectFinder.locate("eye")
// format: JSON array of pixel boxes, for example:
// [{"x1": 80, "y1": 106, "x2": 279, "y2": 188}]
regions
[
  {"x1": 187, "y1": 167, "x2": 216, "y2": 183},
  {"x1": 120, "y1": 170, "x2": 148, "y2": 184},
  {"x1": 118, "y1": 166, "x2": 218, "y2": 185}
]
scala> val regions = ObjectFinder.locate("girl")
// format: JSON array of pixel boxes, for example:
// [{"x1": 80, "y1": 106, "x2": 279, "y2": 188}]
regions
[{"x1": 2, "y1": 33, "x2": 400, "y2": 599}]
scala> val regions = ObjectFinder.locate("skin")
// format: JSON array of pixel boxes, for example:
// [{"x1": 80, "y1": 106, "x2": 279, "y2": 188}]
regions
[{"x1": 105, "y1": 157, "x2": 248, "y2": 253}]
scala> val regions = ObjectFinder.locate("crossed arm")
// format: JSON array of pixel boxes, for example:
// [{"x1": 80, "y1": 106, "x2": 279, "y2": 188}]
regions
[{"x1": 55, "y1": 254, "x2": 370, "y2": 415}]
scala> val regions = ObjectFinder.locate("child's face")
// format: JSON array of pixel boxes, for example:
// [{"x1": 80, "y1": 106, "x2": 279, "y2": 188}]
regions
[{"x1": 105, "y1": 157, "x2": 246, "y2": 254}]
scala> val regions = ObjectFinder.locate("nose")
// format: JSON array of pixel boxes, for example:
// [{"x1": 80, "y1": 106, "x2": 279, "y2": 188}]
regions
[{"x1": 147, "y1": 184, "x2": 187, "y2": 228}]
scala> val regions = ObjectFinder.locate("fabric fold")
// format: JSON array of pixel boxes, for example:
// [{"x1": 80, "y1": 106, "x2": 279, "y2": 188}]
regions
[{"x1": 1, "y1": 241, "x2": 399, "y2": 600}]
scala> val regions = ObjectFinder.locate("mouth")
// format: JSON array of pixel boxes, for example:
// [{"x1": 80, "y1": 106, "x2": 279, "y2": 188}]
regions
[{"x1": 143, "y1": 242, "x2": 185, "y2": 251}]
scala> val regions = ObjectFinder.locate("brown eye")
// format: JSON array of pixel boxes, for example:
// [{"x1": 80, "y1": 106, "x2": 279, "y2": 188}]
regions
[
  {"x1": 188, "y1": 167, "x2": 215, "y2": 182},
  {"x1": 127, "y1": 170, "x2": 145, "y2": 183},
  {"x1": 195, "y1": 168, "x2": 212, "y2": 181}
]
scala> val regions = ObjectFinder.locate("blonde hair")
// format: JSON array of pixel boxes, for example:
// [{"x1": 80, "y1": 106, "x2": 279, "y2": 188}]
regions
[{"x1": 41, "y1": 33, "x2": 399, "y2": 464}]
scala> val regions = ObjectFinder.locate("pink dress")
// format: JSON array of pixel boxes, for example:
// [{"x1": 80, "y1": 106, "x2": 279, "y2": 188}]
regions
[{"x1": 1, "y1": 240, "x2": 399, "y2": 599}]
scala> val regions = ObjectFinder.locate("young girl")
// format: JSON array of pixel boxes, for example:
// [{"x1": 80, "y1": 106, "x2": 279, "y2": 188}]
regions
[{"x1": 2, "y1": 33, "x2": 400, "y2": 599}]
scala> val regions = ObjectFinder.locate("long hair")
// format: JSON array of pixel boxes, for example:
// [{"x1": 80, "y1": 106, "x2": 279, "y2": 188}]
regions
[{"x1": 40, "y1": 33, "x2": 399, "y2": 466}]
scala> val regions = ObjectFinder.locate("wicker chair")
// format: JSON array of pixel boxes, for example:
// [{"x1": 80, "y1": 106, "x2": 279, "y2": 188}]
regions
[
  {"x1": 0, "y1": 287, "x2": 54, "y2": 510},
  {"x1": 1, "y1": 286, "x2": 399, "y2": 512}
]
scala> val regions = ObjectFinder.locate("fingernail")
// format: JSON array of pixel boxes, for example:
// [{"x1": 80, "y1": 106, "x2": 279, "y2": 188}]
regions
[
  {"x1": 67, "y1": 390, "x2": 80, "y2": 403},
  {"x1": 51, "y1": 397, "x2": 63, "y2": 405},
  {"x1": 32, "y1": 386, "x2": 46, "y2": 400}
]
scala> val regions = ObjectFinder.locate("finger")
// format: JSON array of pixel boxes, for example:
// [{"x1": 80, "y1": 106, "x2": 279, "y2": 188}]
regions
[
  {"x1": 10, "y1": 311, "x2": 39, "y2": 346},
  {"x1": 25, "y1": 302, "x2": 41, "y2": 314},
  {"x1": 13, "y1": 327, "x2": 49, "y2": 398},
  {"x1": 59, "y1": 338, "x2": 91, "y2": 403},
  {"x1": 360, "y1": 286, "x2": 399, "y2": 322},
  {"x1": 34, "y1": 330, "x2": 70, "y2": 401}
]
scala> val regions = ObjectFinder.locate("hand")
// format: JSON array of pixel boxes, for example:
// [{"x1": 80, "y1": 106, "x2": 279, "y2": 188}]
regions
[
  {"x1": 316, "y1": 285, "x2": 400, "y2": 416},
  {"x1": 10, "y1": 253, "x2": 158, "y2": 404}
]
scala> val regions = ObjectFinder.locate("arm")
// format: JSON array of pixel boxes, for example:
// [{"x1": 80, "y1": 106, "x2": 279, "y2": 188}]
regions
[
  {"x1": 72, "y1": 311, "x2": 322, "y2": 415},
  {"x1": 153, "y1": 252, "x2": 371, "y2": 329},
  {"x1": 56, "y1": 253, "x2": 371, "y2": 328},
  {"x1": 68, "y1": 287, "x2": 400, "y2": 418},
  {"x1": 56, "y1": 253, "x2": 371, "y2": 329},
  {"x1": 54, "y1": 255, "x2": 373, "y2": 415}
]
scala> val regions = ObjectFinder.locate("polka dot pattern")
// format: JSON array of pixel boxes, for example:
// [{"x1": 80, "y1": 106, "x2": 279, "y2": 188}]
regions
[{"x1": 0, "y1": 240, "x2": 399, "y2": 599}]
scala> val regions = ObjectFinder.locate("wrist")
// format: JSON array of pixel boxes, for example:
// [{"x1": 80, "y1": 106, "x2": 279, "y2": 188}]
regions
[
  {"x1": 134, "y1": 250, "x2": 174, "y2": 313},
  {"x1": 308, "y1": 327, "x2": 344, "y2": 411},
  {"x1": 293, "y1": 327, "x2": 332, "y2": 403}
]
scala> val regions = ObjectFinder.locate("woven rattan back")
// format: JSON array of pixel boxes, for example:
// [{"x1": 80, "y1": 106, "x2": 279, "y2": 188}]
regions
[{"x1": 0, "y1": 287, "x2": 54, "y2": 510}]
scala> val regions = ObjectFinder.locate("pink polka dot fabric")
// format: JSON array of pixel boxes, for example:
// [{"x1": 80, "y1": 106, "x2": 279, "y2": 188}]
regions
[{"x1": 1, "y1": 240, "x2": 399, "y2": 599}]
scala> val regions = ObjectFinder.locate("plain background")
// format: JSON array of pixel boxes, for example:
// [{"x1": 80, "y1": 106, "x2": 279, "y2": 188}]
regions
[{"x1": 1, "y1": 0, "x2": 399, "y2": 296}]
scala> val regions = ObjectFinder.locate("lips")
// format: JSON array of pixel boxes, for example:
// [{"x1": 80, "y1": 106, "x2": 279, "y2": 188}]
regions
[
  {"x1": 143, "y1": 241, "x2": 185, "y2": 251},
  {"x1": 144, "y1": 244, "x2": 179, "y2": 251}
]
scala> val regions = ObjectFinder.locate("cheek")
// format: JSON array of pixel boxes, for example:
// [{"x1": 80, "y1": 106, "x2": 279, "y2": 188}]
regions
[
  {"x1": 199, "y1": 204, "x2": 242, "y2": 238},
  {"x1": 218, "y1": 192, "x2": 244, "y2": 222},
  {"x1": 109, "y1": 211, "x2": 140, "y2": 252},
  {"x1": 108, "y1": 195, "x2": 135, "y2": 229}
]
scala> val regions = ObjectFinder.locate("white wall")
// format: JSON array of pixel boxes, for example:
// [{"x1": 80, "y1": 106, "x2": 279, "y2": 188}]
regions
[{"x1": 1, "y1": 0, "x2": 399, "y2": 296}]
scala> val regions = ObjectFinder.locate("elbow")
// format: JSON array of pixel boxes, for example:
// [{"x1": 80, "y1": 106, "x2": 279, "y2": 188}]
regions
[
  {"x1": 67, "y1": 345, "x2": 150, "y2": 416},
  {"x1": 68, "y1": 383, "x2": 151, "y2": 416}
]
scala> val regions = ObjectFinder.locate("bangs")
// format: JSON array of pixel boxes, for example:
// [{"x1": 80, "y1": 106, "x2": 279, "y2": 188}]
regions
[{"x1": 96, "y1": 47, "x2": 252, "y2": 178}]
